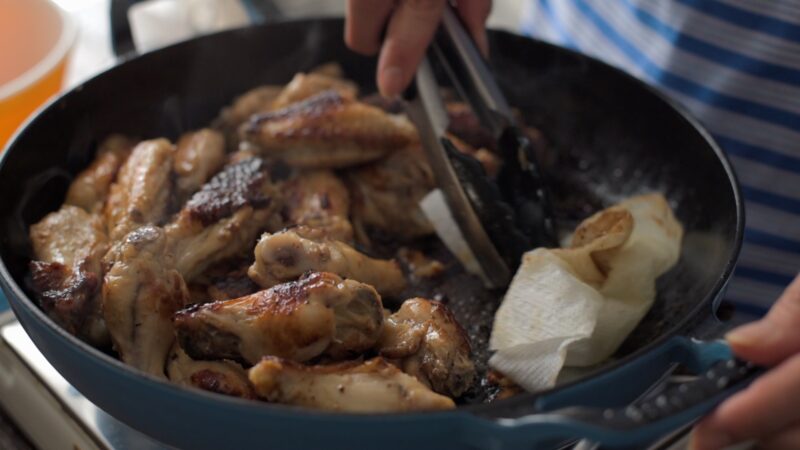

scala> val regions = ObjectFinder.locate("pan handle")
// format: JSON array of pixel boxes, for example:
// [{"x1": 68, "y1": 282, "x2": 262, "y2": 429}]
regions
[
  {"x1": 109, "y1": 0, "x2": 139, "y2": 59},
  {"x1": 484, "y1": 337, "x2": 763, "y2": 449},
  {"x1": 109, "y1": 0, "x2": 283, "y2": 59}
]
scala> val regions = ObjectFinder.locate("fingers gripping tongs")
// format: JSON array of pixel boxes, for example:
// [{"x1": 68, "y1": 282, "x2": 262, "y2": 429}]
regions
[{"x1": 403, "y1": 6, "x2": 557, "y2": 289}]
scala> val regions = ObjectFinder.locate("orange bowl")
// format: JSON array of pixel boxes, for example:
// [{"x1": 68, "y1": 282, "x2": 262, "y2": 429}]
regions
[{"x1": 0, "y1": 0, "x2": 77, "y2": 149}]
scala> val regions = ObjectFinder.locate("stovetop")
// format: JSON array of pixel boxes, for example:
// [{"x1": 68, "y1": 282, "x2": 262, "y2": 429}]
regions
[{"x1": 0, "y1": 308, "x2": 167, "y2": 450}]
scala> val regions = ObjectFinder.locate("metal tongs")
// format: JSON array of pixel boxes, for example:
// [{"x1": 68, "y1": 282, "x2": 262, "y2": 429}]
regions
[{"x1": 403, "y1": 6, "x2": 557, "y2": 289}]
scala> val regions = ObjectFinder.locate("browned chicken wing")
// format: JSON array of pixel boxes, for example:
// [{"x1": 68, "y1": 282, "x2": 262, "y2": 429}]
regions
[
  {"x1": 29, "y1": 205, "x2": 109, "y2": 346},
  {"x1": 248, "y1": 227, "x2": 406, "y2": 297},
  {"x1": 270, "y1": 72, "x2": 358, "y2": 110},
  {"x1": 249, "y1": 356, "x2": 455, "y2": 412},
  {"x1": 65, "y1": 135, "x2": 134, "y2": 213},
  {"x1": 216, "y1": 85, "x2": 283, "y2": 133},
  {"x1": 103, "y1": 226, "x2": 189, "y2": 377},
  {"x1": 214, "y1": 85, "x2": 282, "y2": 151},
  {"x1": 379, "y1": 298, "x2": 475, "y2": 398},
  {"x1": 173, "y1": 129, "x2": 226, "y2": 202},
  {"x1": 309, "y1": 62, "x2": 346, "y2": 78},
  {"x1": 174, "y1": 272, "x2": 384, "y2": 364},
  {"x1": 397, "y1": 248, "x2": 445, "y2": 280},
  {"x1": 167, "y1": 345, "x2": 255, "y2": 399},
  {"x1": 240, "y1": 91, "x2": 418, "y2": 169},
  {"x1": 282, "y1": 170, "x2": 353, "y2": 242},
  {"x1": 105, "y1": 139, "x2": 175, "y2": 241},
  {"x1": 216, "y1": 71, "x2": 356, "y2": 151},
  {"x1": 165, "y1": 157, "x2": 282, "y2": 282},
  {"x1": 347, "y1": 145, "x2": 435, "y2": 241}
]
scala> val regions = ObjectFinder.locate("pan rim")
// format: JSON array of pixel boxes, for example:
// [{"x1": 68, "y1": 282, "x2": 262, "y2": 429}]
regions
[{"x1": 0, "y1": 16, "x2": 744, "y2": 423}]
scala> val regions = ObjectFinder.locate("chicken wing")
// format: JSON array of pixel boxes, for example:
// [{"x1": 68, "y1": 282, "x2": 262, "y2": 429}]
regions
[
  {"x1": 308, "y1": 62, "x2": 346, "y2": 78},
  {"x1": 347, "y1": 145, "x2": 434, "y2": 241},
  {"x1": 167, "y1": 345, "x2": 255, "y2": 399},
  {"x1": 249, "y1": 356, "x2": 455, "y2": 412},
  {"x1": 105, "y1": 138, "x2": 175, "y2": 241},
  {"x1": 173, "y1": 129, "x2": 226, "y2": 203},
  {"x1": 29, "y1": 205, "x2": 109, "y2": 346},
  {"x1": 214, "y1": 84, "x2": 282, "y2": 150},
  {"x1": 397, "y1": 248, "x2": 445, "y2": 280},
  {"x1": 103, "y1": 226, "x2": 189, "y2": 377},
  {"x1": 379, "y1": 298, "x2": 475, "y2": 398},
  {"x1": 248, "y1": 227, "x2": 406, "y2": 297},
  {"x1": 65, "y1": 135, "x2": 134, "y2": 213},
  {"x1": 240, "y1": 91, "x2": 418, "y2": 169},
  {"x1": 165, "y1": 157, "x2": 282, "y2": 282},
  {"x1": 270, "y1": 72, "x2": 358, "y2": 110},
  {"x1": 174, "y1": 272, "x2": 384, "y2": 364},
  {"x1": 282, "y1": 170, "x2": 353, "y2": 242}
]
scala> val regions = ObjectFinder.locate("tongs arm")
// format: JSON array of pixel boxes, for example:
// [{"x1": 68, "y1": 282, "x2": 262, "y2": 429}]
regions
[
  {"x1": 403, "y1": 5, "x2": 557, "y2": 289},
  {"x1": 434, "y1": 6, "x2": 514, "y2": 138},
  {"x1": 404, "y1": 59, "x2": 512, "y2": 288}
]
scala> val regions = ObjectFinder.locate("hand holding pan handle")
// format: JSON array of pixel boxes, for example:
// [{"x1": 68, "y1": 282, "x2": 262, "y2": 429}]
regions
[{"x1": 469, "y1": 337, "x2": 763, "y2": 449}]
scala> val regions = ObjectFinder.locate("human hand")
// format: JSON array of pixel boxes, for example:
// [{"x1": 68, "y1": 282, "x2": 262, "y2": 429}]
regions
[
  {"x1": 345, "y1": 0, "x2": 492, "y2": 98},
  {"x1": 691, "y1": 274, "x2": 800, "y2": 449}
]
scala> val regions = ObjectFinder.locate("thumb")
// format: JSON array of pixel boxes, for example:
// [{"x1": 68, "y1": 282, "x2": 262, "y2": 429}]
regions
[{"x1": 725, "y1": 273, "x2": 800, "y2": 366}]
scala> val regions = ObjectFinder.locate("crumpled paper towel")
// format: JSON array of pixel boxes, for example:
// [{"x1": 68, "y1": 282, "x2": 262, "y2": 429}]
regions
[{"x1": 488, "y1": 193, "x2": 683, "y2": 392}]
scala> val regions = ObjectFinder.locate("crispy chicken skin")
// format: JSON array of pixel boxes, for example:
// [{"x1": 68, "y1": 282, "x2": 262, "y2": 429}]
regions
[
  {"x1": 347, "y1": 145, "x2": 435, "y2": 241},
  {"x1": 165, "y1": 157, "x2": 282, "y2": 282},
  {"x1": 240, "y1": 91, "x2": 418, "y2": 169},
  {"x1": 167, "y1": 345, "x2": 255, "y2": 399},
  {"x1": 216, "y1": 85, "x2": 283, "y2": 131},
  {"x1": 215, "y1": 70, "x2": 356, "y2": 144},
  {"x1": 29, "y1": 205, "x2": 109, "y2": 346},
  {"x1": 270, "y1": 72, "x2": 358, "y2": 110},
  {"x1": 173, "y1": 129, "x2": 226, "y2": 202},
  {"x1": 105, "y1": 139, "x2": 175, "y2": 241},
  {"x1": 249, "y1": 356, "x2": 455, "y2": 412},
  {"x1": 103, "y1": 226, "x2": 189, "y2": 377},
  {"x1": 174, "y1": 272, "x2": 384, "y2": 364},
  {"x1": 282, "y1": 170, "x2": 353, "y2": 242},
  {"x1": 248, "y1": 227, "x2": 406, "y2": 297},
  {"x1": 380, "y1": 298, "x2": 475, "y2": 398},
  {"x1": 65, "y1": 135, "x2": 134, "y2": 213}
]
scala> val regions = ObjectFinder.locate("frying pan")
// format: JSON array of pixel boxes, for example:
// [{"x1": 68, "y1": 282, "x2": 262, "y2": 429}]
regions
[{"x1": 0, "y1": 14, "x2": 751, "y2": 450}]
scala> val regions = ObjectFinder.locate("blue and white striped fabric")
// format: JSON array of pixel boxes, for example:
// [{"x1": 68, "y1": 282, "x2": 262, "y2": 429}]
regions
[{"x1": 520, "y1": 0, "x2": 800, "y2": 314}]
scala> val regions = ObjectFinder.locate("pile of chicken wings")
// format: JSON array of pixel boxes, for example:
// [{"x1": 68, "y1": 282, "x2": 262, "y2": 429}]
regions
[{"x1": 28, "y1": 64, "x2": 501, "y2": 412}]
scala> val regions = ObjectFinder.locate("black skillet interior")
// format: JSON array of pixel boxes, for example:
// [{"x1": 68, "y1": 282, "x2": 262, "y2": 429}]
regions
[{"x1": 0, "y1": 19, "x2": 740, "y2": 410}]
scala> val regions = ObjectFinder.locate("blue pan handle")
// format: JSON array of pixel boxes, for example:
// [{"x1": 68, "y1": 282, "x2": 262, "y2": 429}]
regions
[{"x1": 486, "y1": 336, "x2": 763, "y2": 449}]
